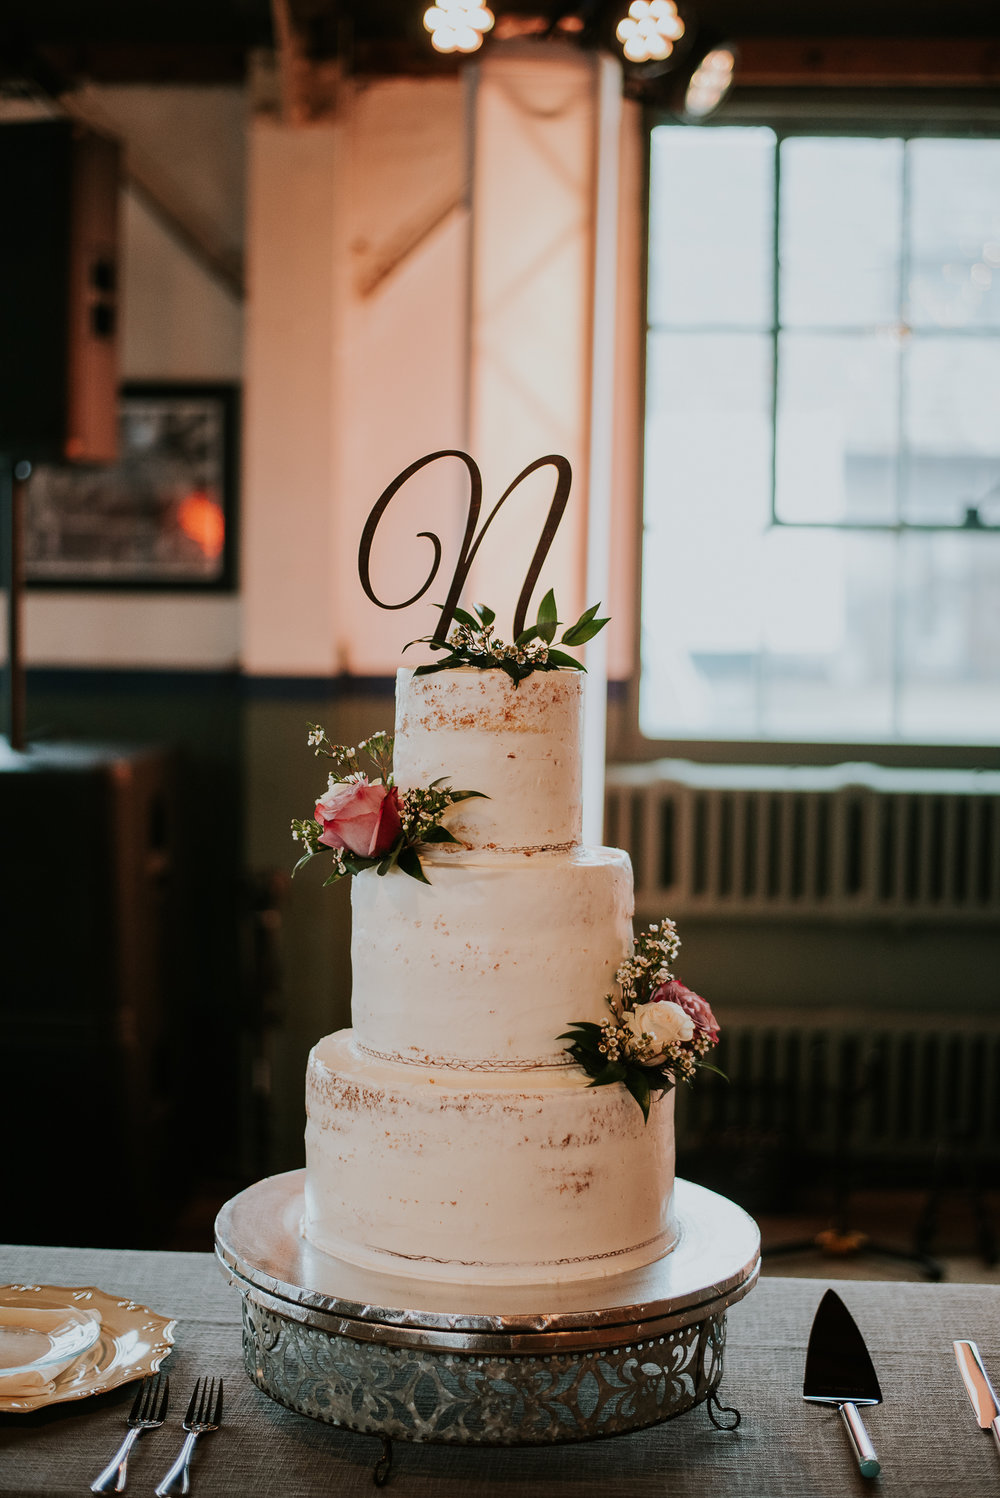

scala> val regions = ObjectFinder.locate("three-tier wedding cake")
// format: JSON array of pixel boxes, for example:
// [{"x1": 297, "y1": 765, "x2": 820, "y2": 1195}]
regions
[{"x1": 303, "y1": 666, "x2": 678, "y2": 1286}]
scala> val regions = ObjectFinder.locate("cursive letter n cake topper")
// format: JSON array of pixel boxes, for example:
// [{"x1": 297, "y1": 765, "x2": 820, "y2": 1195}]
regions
[{"x1": 358, "y1": 450, "x2": 573, "y2": 644}]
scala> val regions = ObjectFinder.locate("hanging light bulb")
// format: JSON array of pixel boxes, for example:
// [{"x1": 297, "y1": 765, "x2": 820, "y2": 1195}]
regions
[
  {"x1": 681, "y1": 45, "x2": 736, "y2": 117},
  {"x1": 615, "y1": 0, "x2": 683, "y2": 64},
  {"x1": 424, "y1": 0, "x2": 494, "y2": 53},
  {"x1": 649, "y1": 0, "x2": 684, "y2": 37}
]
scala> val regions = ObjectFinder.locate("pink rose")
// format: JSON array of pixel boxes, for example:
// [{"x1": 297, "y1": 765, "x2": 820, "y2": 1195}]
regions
[
  {"x1": 315, "y1": 779, "x2": 402, "y2": 858},
  {"x1": 650, "y1": 979, "x2": 719, "y2": 1041}
]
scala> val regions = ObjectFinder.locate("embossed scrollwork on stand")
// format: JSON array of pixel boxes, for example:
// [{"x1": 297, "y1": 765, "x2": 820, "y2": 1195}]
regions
[{"x1": 240, "y1": 1298, "x2": 731, "y2": 1447}]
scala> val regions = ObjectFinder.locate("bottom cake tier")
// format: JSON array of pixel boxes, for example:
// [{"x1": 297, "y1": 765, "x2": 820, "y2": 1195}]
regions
[{"x1": 304, "y1": 1032, "x2": 677, "y2": 1285}]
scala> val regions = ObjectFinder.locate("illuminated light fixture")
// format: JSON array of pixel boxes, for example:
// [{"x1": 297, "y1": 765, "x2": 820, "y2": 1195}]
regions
[
  {"x1": 177, "y1": 488, "x2": 226, "y2": 561},
  {"x1": 680, "y1": 44, "x2": 736, "y2": 117},
  {"x1": 491, "y1": 13, "x2": 548, "y2": 37},
  {"x1": 424, "y1": 0, "x2": 494, "y2": 53},
  {"x1": 615, "y1": 0, "x2": 684, "y2": 65},
  {"x1": 491, "y1": 11, "x2": 585, "y2": 39}
]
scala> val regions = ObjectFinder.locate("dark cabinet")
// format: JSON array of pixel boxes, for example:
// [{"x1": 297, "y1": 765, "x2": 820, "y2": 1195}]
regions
[{"x1": 1, "y1": 742, "x2": 182, "y2": 1246}]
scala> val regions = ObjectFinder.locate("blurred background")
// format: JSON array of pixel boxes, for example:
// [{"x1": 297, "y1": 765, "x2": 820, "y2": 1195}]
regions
[{"x1": 2, "y1": 0, "x2": 999, "y2": 1274}]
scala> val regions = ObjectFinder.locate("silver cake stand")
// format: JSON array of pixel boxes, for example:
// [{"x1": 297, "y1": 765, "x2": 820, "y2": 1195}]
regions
[{"x1": 216, "y1": 1170, "x2": 759, "y2": 1458}]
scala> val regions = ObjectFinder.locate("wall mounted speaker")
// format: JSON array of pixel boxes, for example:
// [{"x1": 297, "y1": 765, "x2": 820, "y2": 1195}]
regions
[{"x1": 0, "y1": 118, "x2": 121, "y2": 463}]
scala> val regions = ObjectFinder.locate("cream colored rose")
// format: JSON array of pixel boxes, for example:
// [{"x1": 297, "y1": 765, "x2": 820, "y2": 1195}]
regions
[{"x1": 626, "y1": 1000, "x2": 695, "y2": 1063}]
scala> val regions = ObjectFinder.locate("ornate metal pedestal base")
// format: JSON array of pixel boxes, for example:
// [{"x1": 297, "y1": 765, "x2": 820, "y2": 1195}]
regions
[
  {"x1": 239, "y1": 1293, "x2": 729, "y2": 1443},
  {"x1": 216, "y1": 1171, "x2": 759, "y2": 1448}
]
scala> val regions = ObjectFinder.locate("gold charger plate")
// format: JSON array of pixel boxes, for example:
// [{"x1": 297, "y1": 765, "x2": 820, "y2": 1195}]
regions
[{"x1": 0, "y1": 1284, "x2": 176, "y2": 1413}]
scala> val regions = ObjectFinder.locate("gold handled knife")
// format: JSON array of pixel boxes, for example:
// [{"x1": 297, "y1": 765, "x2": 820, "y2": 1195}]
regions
[{"x1": 954, "y1": 1340, "x2": 1000, "y2": 1453}]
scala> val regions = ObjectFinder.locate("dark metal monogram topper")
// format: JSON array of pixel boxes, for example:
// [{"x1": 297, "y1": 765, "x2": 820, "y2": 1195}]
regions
[{"x1": 358, "y1": 450, "x2": 572, "y2": 643}]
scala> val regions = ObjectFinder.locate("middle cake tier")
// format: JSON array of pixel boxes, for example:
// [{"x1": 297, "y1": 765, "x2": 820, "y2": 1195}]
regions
[{"x1": 350, "y1": 846, "x2": 633, "y2": 1069}]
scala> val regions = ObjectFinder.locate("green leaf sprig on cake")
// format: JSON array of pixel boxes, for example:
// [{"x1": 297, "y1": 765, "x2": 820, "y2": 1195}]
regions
[
  {"x1": 291, "y1": 726, "x2": 486, "y2": 887},
  {"x1": 560, "y1": 920, "x2": 722, "y2": 1123},
  {"x1": 405, "y1": 589, "x2": 609, "y2": 687}
]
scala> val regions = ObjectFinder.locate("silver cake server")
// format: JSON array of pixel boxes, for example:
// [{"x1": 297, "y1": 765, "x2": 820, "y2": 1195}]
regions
[
  {"x1": 954, "y1": 1340, "x2": 1000, "y2": 1454},
  {"x1": 803, "y1": 1288, "x2": 882, "y2": 1479}
]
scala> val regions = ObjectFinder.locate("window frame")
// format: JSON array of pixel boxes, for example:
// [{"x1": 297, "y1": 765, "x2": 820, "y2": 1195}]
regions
[{"x1": 624, "y1": 89, "x2": 1000, "y2": 771}]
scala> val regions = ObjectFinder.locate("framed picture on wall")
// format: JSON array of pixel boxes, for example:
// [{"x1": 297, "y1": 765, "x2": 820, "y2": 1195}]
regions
[{"x1": 24, "y1": 382, "x2": 239, "y2": 590}]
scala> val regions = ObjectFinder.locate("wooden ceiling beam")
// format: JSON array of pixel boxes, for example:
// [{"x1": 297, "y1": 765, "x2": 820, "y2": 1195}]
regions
[
  {"x1": 25, "y1": 41, "x2": 252, "y2": 84},
  {"x1": 270, "y1": 0, "x2": 341, "y2": 122},
  {"x1": 735, "y1": 36, "x2": 1000, "y2": 87}
]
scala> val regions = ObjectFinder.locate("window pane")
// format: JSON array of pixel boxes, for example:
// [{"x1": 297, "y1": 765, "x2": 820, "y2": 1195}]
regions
[
  {"x1": 776, "y1": 332, "x2": 899, "y2": 523},
  {"x1": 759, "y1": 529, "x2": 895, "y2": 741},
  {"x1": 909, "y1": 139, "x2": 1000, "y2": 330},
  {"x1": 642, "y1": 123, "x2": 1000, "y2": 749},
  {"x1": 780, "y1": 138, "x2": 902, "y2": 328},
  {"x1": 898, "y1": 531, "x2": 1000, "y2": 741},
  {"x1": 641, "y1": 332, "x2": 771, "y2": 739},
  {"x1": 648, "y1": 126, "x2": 774, "y2": 330},
  {"x1": 902, "y1": 335, "x2": 1000, "y2": 526}
]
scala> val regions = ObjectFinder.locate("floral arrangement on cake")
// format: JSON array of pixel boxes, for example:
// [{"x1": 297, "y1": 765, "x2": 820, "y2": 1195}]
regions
[
  {"x1": 291, "y1": 726, "x2": 485, "y2": 886},
  {"x1": 406, "y1": 590, "x2": 609, "y2": 687},
  {"x1": 560, "y1": 919, "x2": 721, "y2": 1121}
]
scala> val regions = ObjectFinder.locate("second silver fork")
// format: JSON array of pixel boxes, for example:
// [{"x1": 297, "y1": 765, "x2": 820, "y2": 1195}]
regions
[
  {"x1": 155, "y1": 1377, "x2": 224, "y2": 1497},
  {"x1": 91, "y1": 1373, "x2": 170, "y2": 1493}
]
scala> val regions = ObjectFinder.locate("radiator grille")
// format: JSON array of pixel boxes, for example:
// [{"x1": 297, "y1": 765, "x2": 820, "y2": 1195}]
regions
[
  {"x1": 605, "y1": 761, "x2": 1000, "y2": 921},
  {"x1": 681, "y1": 1011, "x2": 1000, "y2": 1164}
]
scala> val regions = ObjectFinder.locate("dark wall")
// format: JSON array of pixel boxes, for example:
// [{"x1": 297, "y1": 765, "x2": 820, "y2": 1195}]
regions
[{"x1": 5, "y1": 668, "x2": 393, "y2": 1247}]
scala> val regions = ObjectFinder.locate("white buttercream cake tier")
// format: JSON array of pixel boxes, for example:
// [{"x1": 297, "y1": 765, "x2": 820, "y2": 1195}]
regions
[
  {"x1": 303, "y1": 661, "x2": 678, "y2": 1288},
  {"x1": 304, "y1": 1034, "x2": 677, "y2": 1285},
  {"x1": 350, "y1": 846, "x2": 632, "y2": 1068},
  {"x1": 392, "y1": 667, "x2": 582, "y2": 851}
]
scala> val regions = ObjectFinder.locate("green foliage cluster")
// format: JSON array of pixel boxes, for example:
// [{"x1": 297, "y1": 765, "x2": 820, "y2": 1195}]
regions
[
  {"x1": 407, "y1": 591, "x2": 609, "y2": 686},
  {"x1": 559, "y1": 1021, "x2": 679, "y2": 1124}
]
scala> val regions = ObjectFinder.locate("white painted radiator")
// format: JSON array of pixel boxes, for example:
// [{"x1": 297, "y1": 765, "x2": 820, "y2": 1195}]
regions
[{"x1": 605, "y1": 760, "x2": 1000, "y2": 922}]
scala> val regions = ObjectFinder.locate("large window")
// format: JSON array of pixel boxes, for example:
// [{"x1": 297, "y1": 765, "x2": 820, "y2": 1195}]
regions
[{"x1": 641, "y1": 124, "x2": 1000, "y2": 747}]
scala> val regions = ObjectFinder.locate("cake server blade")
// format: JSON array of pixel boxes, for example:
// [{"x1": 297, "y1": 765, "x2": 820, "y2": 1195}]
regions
[
  {"x1": 954, "y1": 1340, "x2": 1000, "y2": 1453},
  {"x1": 803, "y1": 1289, "x2": 882, "y2": 1479}
]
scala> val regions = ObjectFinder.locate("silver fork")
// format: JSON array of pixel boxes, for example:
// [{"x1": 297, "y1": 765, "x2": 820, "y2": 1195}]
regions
[
  {"x1": 154, "y1": 1377, "x2": 224, "y2": 1497},
  {"x1": 91, "y1": 1373, "x2": 170, "y2": 1493}
]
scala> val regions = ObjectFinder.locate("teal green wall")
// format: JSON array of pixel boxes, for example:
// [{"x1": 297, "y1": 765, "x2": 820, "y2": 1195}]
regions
[{"x1": 242, "y1": 687, "x2": 396, "y2": 1170}]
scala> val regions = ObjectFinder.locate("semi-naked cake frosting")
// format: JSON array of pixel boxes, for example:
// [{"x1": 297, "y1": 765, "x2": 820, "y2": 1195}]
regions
[{"x1": 303, "y1": 667, "x2": 677, "y2": 1285}]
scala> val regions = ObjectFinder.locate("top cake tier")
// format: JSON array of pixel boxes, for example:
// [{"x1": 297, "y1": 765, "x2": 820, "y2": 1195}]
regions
[{"x1": 392, "y1": 667, "x2": 583, "y2": 852}]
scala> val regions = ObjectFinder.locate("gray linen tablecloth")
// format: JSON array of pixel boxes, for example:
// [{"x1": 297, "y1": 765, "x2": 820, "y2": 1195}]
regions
[{"x1": 1, "y1": 1241, "x2": 998, "y2": 1497}]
